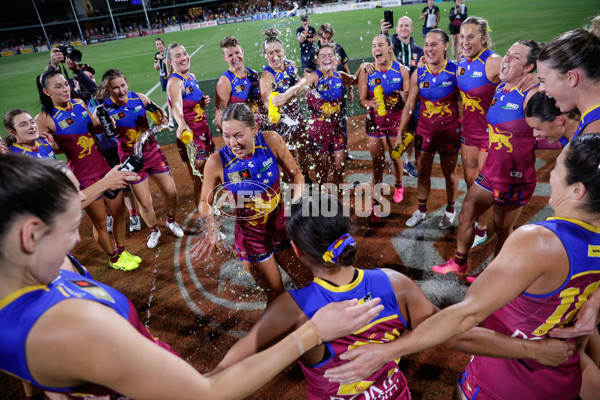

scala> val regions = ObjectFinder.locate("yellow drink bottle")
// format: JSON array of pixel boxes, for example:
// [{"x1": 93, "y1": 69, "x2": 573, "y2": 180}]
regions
[
  {"x1": 391, "y1": 132, "x2": 415, "y2": 160},
  {"x1": 374, "y1": 85, "x2": 387, "y2": 116},
  {"x1": 268, "y1": 92, "x2": 281, "y2": 124},
  {"x1": 181, "y1": 129, "x2": 193, "y2": 145}
]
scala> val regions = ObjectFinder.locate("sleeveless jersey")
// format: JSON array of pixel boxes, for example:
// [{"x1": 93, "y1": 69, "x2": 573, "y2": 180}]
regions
[
  {"x1": 461, "y1": 217, "x2": 600, "y2": 400},
  {"x1": 481, "y1": 83, "x2": 537, "y2": 184},
  {"x1": 0, "y1": 270, "x2": 175, "y2": 396},
  {"x1": 307, "y1": 69, "x2": 344, "y2": 123},
  {"x1": 103, "y1": 92, "x2": 161, "y2": 159},
  {"x1": 51, "y1": 100, "x2": 109, "y2": 183},
  {"x1": 220, "y1": 131, "x2": 287, "y2": 255},
  {"x1": 457, "y1": 49, "x2": 497, "y2": 141},
  {"x1": 222, "y1": 67, "x2": 261, "y2": 105},
  {"x1": 167, "y1": 72, "x2": 211, "y2": 139},
  {"x1": 264, "y1": 60, "x2": 302, "y2": 117},
  {"x1": 416, "y1": 60, "x2": 460, "y2": 134},
  {"x1": 9, "y1": 138, "x2": 55, "y2": 159},
  {"x1": 573, "y1": 103, "x2": 600, "y2": 141},
  {"x1": 366, "y1": 60, "x2": 406, "y2": 130},
  {"x1": 290, "y1": 268, "x2": 410, "y2": 400}
]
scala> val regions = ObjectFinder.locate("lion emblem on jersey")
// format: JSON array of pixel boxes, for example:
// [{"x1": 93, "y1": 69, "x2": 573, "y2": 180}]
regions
[
  {"x1": 77, "y1": 135, "x2": 95, "y2": 159},
  {"x1": 125, "y1": 128, "x2": 141, "y2": 147},
  {"x1": 488, "y1": 124, "x2": 513, "y2": 153},
  {"x1": 192, "y1": 103, "x2": 205, "y2": 123},
  {"x1": 423, "y1": 101, "x2": 452, "y2": 118},
  {"x1": 461, "y1": 91, "x2": 485, "y2": 115},
  {"x1": 320, "y1": 102, "x2": 340, "y2": 117},
  {"x1": 246, "y1": 192, "x2": 281, "y2": 225}
]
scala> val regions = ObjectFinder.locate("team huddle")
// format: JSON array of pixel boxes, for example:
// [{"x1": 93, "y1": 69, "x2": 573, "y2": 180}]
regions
[{"x1": 1, "y1": 6, "x2": 600, "y2": 400}]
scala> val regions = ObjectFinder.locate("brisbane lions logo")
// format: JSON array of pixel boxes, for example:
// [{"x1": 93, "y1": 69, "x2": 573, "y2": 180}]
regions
[
  {"x1": 461, "y1": 91, "x2": 485, "y2": 115},
  {"x1": 77, "y1": 135, "x2": 95, "y2": 158},
  {"x1": 488, "y1": 124, "x2": 513, "y2": 153}
]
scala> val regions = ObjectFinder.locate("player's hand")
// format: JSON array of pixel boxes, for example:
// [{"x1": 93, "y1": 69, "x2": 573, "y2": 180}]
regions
[
  {"x1": 516, "y1": 73, "x2": 539, "y2": 93},
  {"x1": 50, "y1": 48, "x2": 64, "y2": 70},
  {"x1": 190, "y1": 224, "x2": 219, "y2": 261},
  {"x1": 176, "y1": 123, "x2": 191, "y2": 140},
  {"x1": 417, "y1": 55, "x2": 426, "y2": 69},
  {"x1": 324, "y1": 342, "x2": 388, "y2": 384},
  {"x1": 549, "y1": 299, "x2": 600, "y2": 338},
  {"x1": 360, "y1": 62, "x2": 376, "y2": 76},
  {"x1": 311, "y1": 298, "x2": 383, "y2": 343},
  {"x1": 530, "y1": 338, "x2": 576, "y2": 367},
  {"x1": 102, "y1": 165, "x2": 139, "y2": 190},
  {"x1": 156, "y1": 52, "x2": 163, "y2": 61},
  {"x1": 272, "y1": 93, "x2": 289, "y2": 107},
  {"x1": 201, "y1": 95, "x2": 211, "y2": 108},
  {"x1": 38, "y1": 131, "x2": 55, "y2": 143},
  {"x1": 348, "y1": 87, "x2": 355, "y2": 102}
]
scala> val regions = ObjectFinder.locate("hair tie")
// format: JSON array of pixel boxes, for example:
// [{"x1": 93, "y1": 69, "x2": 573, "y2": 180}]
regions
[{"x1": 322, "y1": 234, "x2": 355, "y2": 264}]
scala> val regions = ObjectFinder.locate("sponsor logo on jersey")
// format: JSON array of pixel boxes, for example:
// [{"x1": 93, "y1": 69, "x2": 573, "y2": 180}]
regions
[
  {"x1": 470, "y1": 71, "x2": 483, "y2": 78},
  {"x1": 234, "y1": 84, "x2": 246, "y2": 92},
  {"x1": 392, "y1": 77, "x2": 401, "y2": 83},
  {"x1": 58, "y1": 117, "x2": 75, "y2": 129},
  {"x1": 260, "y1": 158, "x2": 273, "y2": 172},
  {"x1": 368, "y1": 78, "x2": 382, "y2": 86},
  {"x1": 490, "y1": 98, "x2": 498, "y2": 107},
  {"x1": 589, "y1": 245, "x2": 600, "y2": 257},
  {"x1": 228, "y1": 168, "x2": 252, "y2": 183},
  {"x1": 459, "y1": 67, "x2": 466, "y2": 75},
  {"x1": 503, "y1": 103, "x2": 520, "y2": 110},
  {"x1": 186, "y1": 85, "x2": 194, "y2": 94},
  {"x1": 68, "y1": 279, "x2": 115, "y2": 303},
  {"x1": 135, "y1": 105, "x2": 142, "y2": 112},
  {"x1": 510, "y1": 171, "x2": 523, "y2": 178},
  {"x1": 441, "y1": 81, "x2": 453, "y2": 87},
  {"x1": 111, "y1": 111, "x2": 126, "y2": 121},
  {"x1": 81, "y1": 111, "x2": 88, "y2": 118},
  {"x1": 419, "y1": 81, "x2": 430, "y2": 89}
]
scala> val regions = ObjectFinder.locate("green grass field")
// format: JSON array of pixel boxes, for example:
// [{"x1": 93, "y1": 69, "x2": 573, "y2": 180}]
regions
[{"x1": 0, "y1": 0, "x2": 597, "y2": 141}]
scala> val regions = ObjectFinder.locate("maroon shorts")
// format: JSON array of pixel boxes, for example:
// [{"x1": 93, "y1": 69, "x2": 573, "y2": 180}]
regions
[
  {"x1": 416, "y1": 125, "x2": 462, "y2": 156},
  {"x1": 475, "y1": 172, "x2": 536, "y2": 206},
  {"x1": 461, "y1": 129, "x2": 489, "y2": 152},
  {"x1": 121, "y1": 145, "x2": 171, "y2": 183},
  {"x1": 79, "y1": 174, "x2": 106, "y2": 200},
  {"x1": 234, "y1": 206, "x2": 290, "y2": 263},
  {"x1": 308, "y1": 119, "x2": 346, "y2": 155},
  {"x1": 176, "y1": 124, "x2": 215, "y2": 163}
]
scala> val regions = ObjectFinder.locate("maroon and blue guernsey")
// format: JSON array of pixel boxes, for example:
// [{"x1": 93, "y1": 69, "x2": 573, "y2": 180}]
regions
[
  {"x1": 416, "y1": 60, "x2": 460, "y2": 135},
  {"x1": 457, "y1": 49, "x2": 498, "y2": 149},
  {"x1": 0, "y1": 270, "x2": 176, "y2": 397},
  {"x1": 168, "y1": 72, "x2": 212, "y2": 141},
  {"x1": 51, "y1": 100, "x2": 110, "y2": 184},
  {"x1": 460, "y1": 217, "x2": 600, "y2": 400},
  {"x1": 307, "y1": 69, "x2": 345, "y2": 148},
  {"x1": 289, "y1": 268, "x2": 411, "y2": 400},
  {"x1": 480, "y1": 83, "x2": 537, "y2": 184},
  {"x1": 220, "y1": 131, "x2": 287, "y2": 262},
  {"x1": 366, "y1": 60, "x2": 406, "y2": 133},
  {"x1": 9, "y1": 137, "x2": 56, "y2": 160}
]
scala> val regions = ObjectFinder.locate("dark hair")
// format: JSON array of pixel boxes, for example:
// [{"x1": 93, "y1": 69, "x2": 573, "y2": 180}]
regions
[
  {"x1": 155, "y1": 37, "x2": 164, "y2": 44},
  {"x1": 3, "y1": 109, "x2": 30, "y2": 147},
  {"x1": 222, "y1": 103, "x2": 256, "y2": 129},
  {"x1": 428, "y1": 28, "x2": 450, "y2": 45},
  {"x1": 525, "y1": 92, "x2": 581, "y2": 122},
  {"x1": 516, "y1": 39, "x2": 541, "y2": 71},
  {"x1": 262, "y1": 28, "x2": 283, "y2": 55},
  {"x1": 96, "y1": 68, "x2": 127, "y2": 101},
  {"x1": 287, "y1": 194, "x2": 357, "y2": 267},
  {"x1": 0, "y1": 154, "x2": 78, "y2": 255},
  {"x1": 220, "y1": 36, "x2": 240, "y2": 50},
  {"x1": 563, "y1": 133, "x2": 600, "y2": 213},
  {"x1": 538, "y1": 16, "x2": 600, "y2": 83},
  {"x1": 36, "y1": 70, "x2": 64, "y2": 114},
  {"x1": 461, "y1": 16, "x2": 493, "y2": 49}
]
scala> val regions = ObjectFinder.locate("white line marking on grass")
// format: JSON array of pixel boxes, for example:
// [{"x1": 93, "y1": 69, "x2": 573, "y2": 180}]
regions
[{"x1": 145, "y1": 44, "x2": 204, "y2": 97}]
